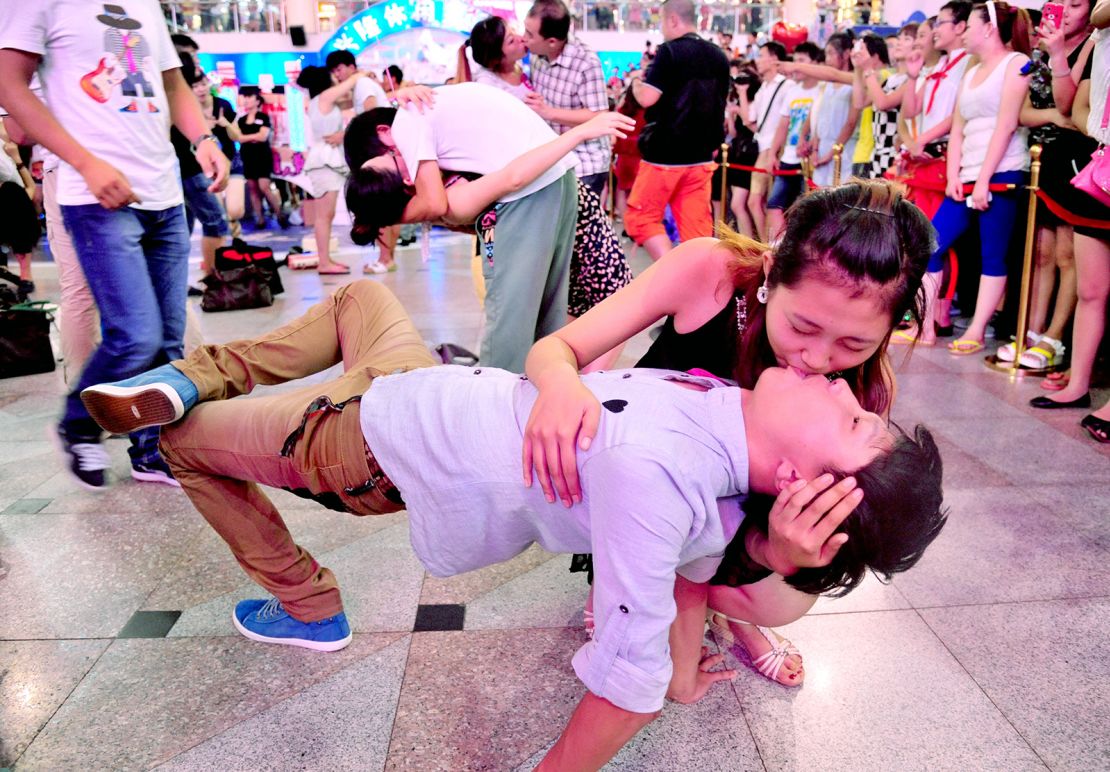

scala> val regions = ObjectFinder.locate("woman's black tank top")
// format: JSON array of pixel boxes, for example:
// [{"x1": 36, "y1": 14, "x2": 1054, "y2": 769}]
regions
[{"x1": 635, "y1": 296, "x2": 741, "y2": 379}]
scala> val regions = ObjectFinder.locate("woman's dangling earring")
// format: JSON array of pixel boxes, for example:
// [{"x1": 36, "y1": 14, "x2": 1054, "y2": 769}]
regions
[{"x1": 756, "y1": 283, "x2": 769, "y2": 304}]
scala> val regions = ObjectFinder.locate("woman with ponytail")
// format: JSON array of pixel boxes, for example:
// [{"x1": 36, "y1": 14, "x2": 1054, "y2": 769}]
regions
[
  {"x1": 918, "y1": 0, "x2": 1034, "y2": 356},
  {"x1": 456, "y1": 16, "x2": 532, "y2": 99}
]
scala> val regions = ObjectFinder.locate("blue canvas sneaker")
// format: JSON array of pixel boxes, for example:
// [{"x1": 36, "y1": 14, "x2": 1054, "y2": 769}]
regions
[
  {"x1": 81, "y1": 364, "x2": 200, "y2": 435},
  {"x1": 232, "y1": 598, "x2": 352, "y2": 652}
]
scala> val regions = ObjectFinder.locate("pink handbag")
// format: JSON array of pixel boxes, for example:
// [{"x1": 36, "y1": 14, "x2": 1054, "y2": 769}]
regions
[{"x1": 1071, "y1": 81, "x2": 1110, "y2": 207}]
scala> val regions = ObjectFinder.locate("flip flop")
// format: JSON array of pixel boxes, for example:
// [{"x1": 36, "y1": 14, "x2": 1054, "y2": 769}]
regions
[
  {"x1": 317, "y1": 265, "x2": 351, "y2": 275},
  {"x1": 890, "y1": 329, "x2": 933, "y2": 346},
  {"x1": 948, "y1": 338, "x2": 985, "y2": 356}
]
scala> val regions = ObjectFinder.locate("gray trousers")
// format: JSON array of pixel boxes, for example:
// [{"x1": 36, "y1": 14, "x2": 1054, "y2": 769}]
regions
[{"x1": 478, "y1": 170, "x2": 578, "y2": 372}]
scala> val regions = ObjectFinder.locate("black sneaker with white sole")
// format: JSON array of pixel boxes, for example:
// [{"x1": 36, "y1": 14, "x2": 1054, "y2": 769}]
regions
[
  {"x1": 130, "y1": 457, "x2": 181, "y2": 487},
  {"x1": 53, "y1": 426, "x2": 110, "y2": 491}
]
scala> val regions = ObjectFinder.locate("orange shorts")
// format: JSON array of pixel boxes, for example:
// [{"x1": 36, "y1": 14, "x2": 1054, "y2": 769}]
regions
[{"x1": 624, "y1": 162, "x2": 715, "y2": 245}]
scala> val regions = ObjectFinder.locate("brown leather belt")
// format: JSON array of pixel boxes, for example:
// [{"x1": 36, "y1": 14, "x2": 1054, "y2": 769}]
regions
[{"x1": 346, "y1": 438, "x2": 405, "y2": 507}]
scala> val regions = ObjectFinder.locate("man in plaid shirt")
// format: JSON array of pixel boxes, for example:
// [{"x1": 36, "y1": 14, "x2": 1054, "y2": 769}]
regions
[{"x1": 524, "y1": 0, "x2": 611, "y2": 197}]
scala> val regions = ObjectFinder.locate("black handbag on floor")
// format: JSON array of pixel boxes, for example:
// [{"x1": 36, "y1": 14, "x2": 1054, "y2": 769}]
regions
[
  {"x1": 215, "y1": 238, "x2": 284, "y2": 296},
  {"x1": 0, "y1": 299, "x2": 56, "y2": 378},
  {"x1": 200, "y1": 264, "x2": 274, "y2": 312}
]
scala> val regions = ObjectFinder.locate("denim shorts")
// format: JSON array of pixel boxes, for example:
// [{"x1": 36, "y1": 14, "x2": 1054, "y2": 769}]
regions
[
  {"x1": 182, "y1": 172, "x2": 229, "y2": 238},
  {"x1": 766, "y1": 163, "x2": 804, "y2": 211}
]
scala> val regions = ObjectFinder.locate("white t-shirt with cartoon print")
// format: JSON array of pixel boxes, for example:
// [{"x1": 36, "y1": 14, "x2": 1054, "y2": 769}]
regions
[
  {"x1": 0, "y1": 0, "x2": 184, "y2": 210},
  {"x1": 778, "y1": 82, "x2": 820, "y2": 165}
]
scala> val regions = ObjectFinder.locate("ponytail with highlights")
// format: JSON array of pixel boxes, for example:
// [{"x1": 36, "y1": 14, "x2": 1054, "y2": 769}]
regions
[{"x1": 973, "y1": 1, "x2": 1033, "y2": 55}]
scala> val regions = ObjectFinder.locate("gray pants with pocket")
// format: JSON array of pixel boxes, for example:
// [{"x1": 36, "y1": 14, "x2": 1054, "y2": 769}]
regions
[{"x1": 478, "y1": 170, "x2": 578, "y2": 372}]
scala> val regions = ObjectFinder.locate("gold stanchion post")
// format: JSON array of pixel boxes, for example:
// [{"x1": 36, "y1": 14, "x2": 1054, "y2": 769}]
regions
[
  {"x1": 717, "y1": 142, "x2": 729, "y2": 232},
  {"x1": 985, "y1": 144, "x2": 1042, "y2": 375},
  {"x1": 832, "y1": 143, "x2": 843, "y2": 186}
]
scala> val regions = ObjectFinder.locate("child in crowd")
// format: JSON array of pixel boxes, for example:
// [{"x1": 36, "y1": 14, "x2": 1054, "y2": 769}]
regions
[{"x1": 80, "y1": 277, "x2": 946, "y2": 771}]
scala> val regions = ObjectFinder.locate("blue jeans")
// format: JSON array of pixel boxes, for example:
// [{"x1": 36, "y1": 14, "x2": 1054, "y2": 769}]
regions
[
  {"x1": 928, "y1": 170, "x2": 1026, "y2": 276},
  {"x1": 182, "y1": 172, "x2": 229, "y2": 238},
  {"x1": 61, "y1": 204, "x2": 190, "y2": 462}
]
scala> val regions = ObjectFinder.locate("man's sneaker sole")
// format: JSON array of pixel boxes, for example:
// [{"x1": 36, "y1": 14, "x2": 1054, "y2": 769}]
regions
[
  {"x1": 81, "y1": 384, "x2": 184, "y2": 435},
  {"x1": 130, "y1": 467, "x2": 182, "y2": 488},
  {"x1": 231, "y1": 610, "x2": 353, "y2": 652}
]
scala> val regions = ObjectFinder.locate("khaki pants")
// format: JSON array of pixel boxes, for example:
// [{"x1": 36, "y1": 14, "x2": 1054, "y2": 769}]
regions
[
  {"x1": 160, "y1": 280, "x2": 436, "y2": 621},
  {"x1": 44, "y1": 167, "x2": 98, "y2": 382}
]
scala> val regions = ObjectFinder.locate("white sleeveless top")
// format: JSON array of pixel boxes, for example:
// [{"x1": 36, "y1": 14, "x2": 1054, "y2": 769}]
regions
[
  {"x1": 1087, "y1": 29, "x2": 1109, "y2": 145},
  {"x1": 958, "y1": 52, "x2": 1030, "y2": 183},
  {"x1": 305, "y1": 96, "x2": 347, "y2": 173}
]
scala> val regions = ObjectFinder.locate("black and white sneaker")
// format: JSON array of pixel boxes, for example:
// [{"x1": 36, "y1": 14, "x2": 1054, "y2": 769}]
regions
[
  {"x1": 130, "y1": 457, "x2": 181, "y2": 488},
  {"x1": 53, "y1": 426, "x2": 110, "y2": 491}
]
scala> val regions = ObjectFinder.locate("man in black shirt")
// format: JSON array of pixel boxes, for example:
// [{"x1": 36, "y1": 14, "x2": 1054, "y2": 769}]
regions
[{"x1": 626, "y1": 0, "x2": 729, "y2": 260}]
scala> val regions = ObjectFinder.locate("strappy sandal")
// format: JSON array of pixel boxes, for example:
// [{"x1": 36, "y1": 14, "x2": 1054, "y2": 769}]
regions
[
  {"x1": 707, "y1": 609, "x2": 803, "y2": 687},
  {"x1": 1019, "y1": 336, "x2": 1064, "y2": 370},
  {"x1": 948, "y1": 338, "x2": 985, "y2": 356}
]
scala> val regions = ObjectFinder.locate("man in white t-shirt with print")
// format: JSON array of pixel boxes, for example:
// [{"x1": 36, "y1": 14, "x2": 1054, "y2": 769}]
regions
[
  {"x1": 765, "y1": 42, "x2": 822, "y2": 240},
  {"x1": 744, "y1": 41, "x2": 789, "y2": 241},
  {"x1": 0, "y1": 0, "x2": 229, "y2": 490}
]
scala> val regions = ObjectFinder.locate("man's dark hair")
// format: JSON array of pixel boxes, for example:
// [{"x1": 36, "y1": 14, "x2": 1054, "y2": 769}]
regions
[
  {"x1": 296, "y1": 65, "x2": 333, "y2": 99},
  {"x1": 940, "y1": 0, "x2": 973, "y2": 24},
  {"x1": 343, "y1": 108, "x2": 413, "y2": 245},
  {"x1": 793, "y1": 41, "x2": 825, "y2": 63},
  {"x1": 171, "y1": 33, "x2": 199, "y2": 52},
  {"x1": 325, "y1": 49, "x2": 357, "y2": 72},
  {"x1": 760, "y1": 41, "x2": 788, "y2": 62},
  {"x1": 712, "y1": 425, "x2": 947, "y2": 596},
  {"x1": 527, "y1": 0, "x2": 571, "y2": 41},
  {"x1": 384, "y1": 64, "x2": 404, "y2": 86}
]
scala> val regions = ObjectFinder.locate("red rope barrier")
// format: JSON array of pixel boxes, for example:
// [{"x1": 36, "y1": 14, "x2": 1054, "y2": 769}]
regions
[
  {"x1": 1035, "y1": 189, "x2": 1110, "y2": 230},
  {"x1": 721, "y1": 163, "x2": 806, "y2": 176}
]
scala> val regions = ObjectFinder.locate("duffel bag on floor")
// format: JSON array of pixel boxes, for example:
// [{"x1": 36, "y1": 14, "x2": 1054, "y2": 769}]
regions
[
  {"x1": 200, "y1": 265, "x2": 274, "y2": 312},
  {"x1": 0, "y1": 300, "x2": 56, "y2": 378}
]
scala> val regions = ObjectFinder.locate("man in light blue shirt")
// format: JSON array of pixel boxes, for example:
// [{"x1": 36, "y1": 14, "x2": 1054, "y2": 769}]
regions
[{"x1": 80, "y1": 280, "x2": 947, "y2": 770}]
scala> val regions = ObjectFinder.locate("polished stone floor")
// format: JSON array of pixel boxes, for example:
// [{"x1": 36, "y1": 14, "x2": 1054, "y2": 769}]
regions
[{"x1": 1, "y1": 226, "x2": 1108, "y2": 772}]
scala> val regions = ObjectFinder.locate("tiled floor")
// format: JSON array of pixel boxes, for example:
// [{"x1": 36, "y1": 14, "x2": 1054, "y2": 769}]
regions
[{"x1": 2, "y1": 226, "x2": 1108, "y2": 771}]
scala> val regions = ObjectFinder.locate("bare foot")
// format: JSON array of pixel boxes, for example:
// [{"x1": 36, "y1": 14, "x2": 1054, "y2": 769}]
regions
[{"x1": 317, "y1": 262, "x2": 350, "y2": 275}]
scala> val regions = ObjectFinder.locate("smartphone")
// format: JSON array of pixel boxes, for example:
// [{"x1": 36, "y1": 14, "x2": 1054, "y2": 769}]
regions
[{"x1": 1042, "y1": 2, "x2": 1064, "y2": 29}]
